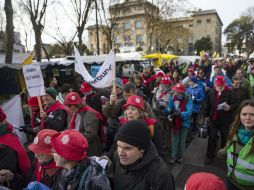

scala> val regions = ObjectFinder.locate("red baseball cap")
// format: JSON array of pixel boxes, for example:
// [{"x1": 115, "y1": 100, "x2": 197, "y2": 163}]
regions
[
  {"x1": 28, "y1": 129, "x2": 59, "y2": 155},
  {"x1": 123, "y1": 95, "x2": 144, "y2": 111},
  {"x1": 51, "y1": 129, "x2": 88, "y2": 161}
]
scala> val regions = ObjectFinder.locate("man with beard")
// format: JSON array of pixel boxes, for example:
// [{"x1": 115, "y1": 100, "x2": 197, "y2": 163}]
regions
[
  {"x1": 205, "y1": 76, "x2": 237, "y2": 164},
  {"x1": 40, "y1": 87, "x2": 67, "y2": 132}
]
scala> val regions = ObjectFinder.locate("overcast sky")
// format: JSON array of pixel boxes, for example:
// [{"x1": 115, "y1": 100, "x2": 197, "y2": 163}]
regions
[{"x1": 1, "y1": 0, "x2": 253, "y2": 50}]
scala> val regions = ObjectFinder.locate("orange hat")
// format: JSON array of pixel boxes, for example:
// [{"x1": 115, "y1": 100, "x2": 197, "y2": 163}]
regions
[
  {"x1": 79, "y1": 82, "x2": 92, "y2": 94},
  {"x1": 51, "y1": 129, "x2": 88, "y2": 161},
  {"x1": 123, "y1": 95, "x2": 144, "y2": 111},
  {"x1": 28, "y1": 129, "x2": 59, "y2": 155},
  {"x1": 161, "y1": 76, "x2": 172, "y2": 85},
  {"x1": 185, "y1": 172, "x2": 226, "y2": 190},
  {"x1": 172, "y1": 83, "x2": 186, "y2": 93},
  {"x1": 28, "y1": 97, "x2": 39, "y2": 107},
  {"x1": 64, "y1": 92, "x2": 82, "y2": 105},
  {"x1": 214, "y1": 76, "x2": 226, "y2": 86},
  {"x1": 0, "y1": 108, "x2": 6, "y2": 123}
]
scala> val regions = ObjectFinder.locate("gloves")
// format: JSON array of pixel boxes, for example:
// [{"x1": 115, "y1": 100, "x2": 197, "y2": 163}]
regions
[
  {"x1": 172, "y1": 111, "x2": 181, "y2": 117},
  {"x1": 19, "y1": 125, "x2": 36, "y2": 134}
]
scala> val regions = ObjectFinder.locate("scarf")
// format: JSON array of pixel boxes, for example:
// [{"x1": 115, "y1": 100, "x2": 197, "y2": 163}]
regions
[
  {"x1": 36, "y1": 159, "x2": 61, "y2": 182},
  {"x1": 41, "y1": 101, "x2": 67, "y2": 129},
  {"x1": 212, "y1": 85, "x2": 231, "y2": 121},
  {"x1": 172, "y1": 95, "x2": 187, "y2": 134},
  {"x1": 0, "y1": 133, "x2": 31, "y2": 176},
  {"x1": 237, "y1": 126, "x2": 254, "y2": 145}
]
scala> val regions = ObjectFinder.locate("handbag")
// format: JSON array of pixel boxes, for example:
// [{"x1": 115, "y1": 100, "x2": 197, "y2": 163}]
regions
[{"x1": 198, "y1": 120, "x2": 208, "y2": 138}]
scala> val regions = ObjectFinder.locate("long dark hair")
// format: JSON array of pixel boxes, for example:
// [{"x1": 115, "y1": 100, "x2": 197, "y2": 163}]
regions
[{"x1": 229, "y1": 99, "x2": 254, "y2": 154}]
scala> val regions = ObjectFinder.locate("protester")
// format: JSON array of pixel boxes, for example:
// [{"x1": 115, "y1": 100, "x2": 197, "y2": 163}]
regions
[
  {"x1": 51, "y1": 129, "x2": 110, "y2": 190},
  {"x1": 142, "y1": 66, "x2": 157, "y2": 101},
  {"x1": 113, "y1": 119, "x2": 174, "y2": 190},
  {"x1": 205, "y1": 76, "x2": 237, "y2": 164},
  {"x1": 211, "y1": 65, "x2": 232, "y2": 87},
  {"x1": 152, "y1": 76, "x2": 173, "y2": 150},
  {"x1": 64, "y1": 92, "x2": 103, "y2": 156},
  {"x1": 234, "y1": 68, "x2": 252, "y2": 98},
  {"x1": 186, "y1": 76, "x2": 205, "y2": 136},
  {"x1": 185, "y1": 172, "x2": 226, "y2": 190},
  {"x1": 28, "y1": 129, "x2": 61, "y2": 188},
  {"x1": 164, "y1": 83, "x2": 193, "y2": 164},
  {"x1": 0, "y1": 108, "x2": 31, "y2": 190},
  {"x1": 80, "y1": 82, "x2": 102, "y2": 114},
  {"x1": 217, "y1": 100, "x2": 254, "y2": 190},
  {"x1": 40, "y1": 87, "x2": 67, "y2": 131},
  {"x1": 134, "y1": 74, "x2": 149, "y2": 100}
]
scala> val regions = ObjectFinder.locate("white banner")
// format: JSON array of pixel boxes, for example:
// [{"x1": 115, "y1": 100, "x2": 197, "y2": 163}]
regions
[
  {"x1": 1, "y1": 95, "x2": 27, "y2": 144},
  {"x1": 23, "y1": 65, "x2": 46, "y2": 97},
  {"x1": 74, "y1": 46, "x2": 115, "y2": 88}
]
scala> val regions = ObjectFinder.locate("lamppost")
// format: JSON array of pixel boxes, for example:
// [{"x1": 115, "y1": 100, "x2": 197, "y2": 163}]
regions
[{"x1": 95, "y1": 0, "x2": 100, "y2": 55}]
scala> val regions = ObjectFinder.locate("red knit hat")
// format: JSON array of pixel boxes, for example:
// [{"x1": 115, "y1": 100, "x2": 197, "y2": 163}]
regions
[
  {"x1": 28, "y1": 97, "x2": 39, "y2": 107},
  {"x1": 0, "y1": 108, "x2": 6, "y2": 123},
  {"x1": 161, "y1": 76, "x2": 172, "y2": 85},
  {"x1": 187, "y1": 68, "x2": 195, "y2": 76},
  {"x1": 156, "y1": 71, "x2": 164, "y2": 78},
  {"x1": 172, "y1": 83, "x2": 186, "y2": 93},
  {"x1": 214, "y1": 76, "x2": 226, "y2": 86},
  {"x1": 28, "y1": 129, "x2": 59, "y2": 155},
  {"x1": 185, "y1": 172, "x2": 226, "y2": 190},
  {"x1": 64, "y1": 92, "x2": 82, "y2": 105},
  {"x1": 79, "y1": 82, "x2": 92, "y2": 94},
  {"x1": 51, "y1": 129, "x2": 88, "y2": 161},
  {"x1": 123, "y1": 95, "x2": 144, "y2": 111}
]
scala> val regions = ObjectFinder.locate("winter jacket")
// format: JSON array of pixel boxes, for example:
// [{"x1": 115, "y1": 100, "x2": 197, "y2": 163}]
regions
[
  {"x1": 205, "y1": 87, "x2": 237, "y2": 127},
  {"x1": 113, "y1": 143, "x2": 174, "y2": 190},
  {"x1": 85, "y1": 93, "x2": 103, "y2": 115},
  {"x1": 186, "y1": 85, "x2": 205, "y2": 113},
  {"x1": 164, "y1": 95, "x2": 193, "y2": 129}
]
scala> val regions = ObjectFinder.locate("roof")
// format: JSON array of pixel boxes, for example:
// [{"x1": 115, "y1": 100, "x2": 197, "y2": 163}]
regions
[{"x1": 192, "y1": 9, "x2": 223, "y2": 26}]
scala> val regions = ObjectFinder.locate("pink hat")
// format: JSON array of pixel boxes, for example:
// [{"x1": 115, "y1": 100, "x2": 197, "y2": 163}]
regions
[
  {"x1": 185, "y1": 172, "x2": 226, "y2": 190},
  {"x1": 28, "y1": 129, "x2": 59, "y2": 155},
  {"x1": 0, "y1": 108, "x2": 6, "y2": 123},
  {"x1": 51, "y1": 129, "x2": 88, "y2": 161},
  {"x1": 214, "y1": 76, "x2": 226, "y2": 86},
  {"x1": 123, "y1": 95, "x2": 144, "y2": 111}
]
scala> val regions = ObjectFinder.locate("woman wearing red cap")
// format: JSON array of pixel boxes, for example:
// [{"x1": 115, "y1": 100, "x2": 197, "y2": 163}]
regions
[
  {"x1": 0, "y1": 108, "x2": 31, "y2": 189},
  {"x1": 163, "y1": 83, "x2": 193, "y2": 164},
  {"x1": 28, "y1": 129, "x2": 61, "y2": 188},
  {"x1": 118, "y1": 95, "x2": 164, "y2": 156}
]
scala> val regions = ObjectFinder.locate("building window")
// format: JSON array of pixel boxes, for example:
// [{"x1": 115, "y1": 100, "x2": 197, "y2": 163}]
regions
[
  {"x1": 124, "y1": 21, "x2": 131, "y2": 29},
  {"x1": 113, "y1": 24, "x2": 120, "y2": 29},
  {"x1": 207, "y1": 19, "x2": 211, "y2": 23},
  {"x1": 114, "y1": 36, "x2": 121, "y2": 44},
  {"x1": 124, "y1": 35, "x2": 131, "y2": 45},
  {"x1": 135, "y1": 20, "x2": 142, "y2": 29},
  {"x1": 188, "y1": 24, "x2": 193, "y2": 27},
  {"x1": 90, "y1": 32, "x2": 93, "y2": 36},
  {"x1": 136, "y1": 34, "x2": 143, "y2": 44},
  {"x1": 91, "y1": 44, "x2": 94, "y2": 49},
  {"x1": 197, "y1": 19, "x2": 202, "y2": 24}
]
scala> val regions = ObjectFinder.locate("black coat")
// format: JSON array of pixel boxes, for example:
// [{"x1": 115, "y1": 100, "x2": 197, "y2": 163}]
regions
[
  {"x1": 113, "y1": 143, "x2": 174, "y2": 190},
  {"x1": 44, "y1": 109, "x2": 67, "y2": 132},
  {"x1": 205, "y1": 88, "x2": 237, "y2": 126},
  {"x1": 0, "y1": 145, "x2": 27, "y2": 190}
]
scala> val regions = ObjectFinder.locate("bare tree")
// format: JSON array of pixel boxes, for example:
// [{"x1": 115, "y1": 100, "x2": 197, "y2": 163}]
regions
[
  {"x1": 20, "y1": 0, "x2": 50, "y2": 62},
  {"x1": 68, "y1": 0, "x2": 94, "y2": 54},
  {"x1": 4, "y1": 0, "x2": 14, "y2": 64}
]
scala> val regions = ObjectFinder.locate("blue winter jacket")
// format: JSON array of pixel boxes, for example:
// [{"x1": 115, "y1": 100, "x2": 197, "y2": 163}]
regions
[
  {"x1": 186, "y1": 85, "x2": 205, "y2": 113},
  {"x1": 163, "y1": 94, "x2": 193, "y2": 128}
]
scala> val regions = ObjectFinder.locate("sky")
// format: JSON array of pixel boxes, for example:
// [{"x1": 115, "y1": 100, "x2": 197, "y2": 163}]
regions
[{"x1": 1, "y1": 0, "x2": 254, "y2": 51}]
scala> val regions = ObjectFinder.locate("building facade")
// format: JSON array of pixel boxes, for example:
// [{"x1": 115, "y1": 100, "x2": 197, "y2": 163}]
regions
[
  {"x1": 87, "y1": 0, "x2": 223, "y2": 55},
  {"x1": 0, "y1": 31, "x2": 25, "y2": 53}
]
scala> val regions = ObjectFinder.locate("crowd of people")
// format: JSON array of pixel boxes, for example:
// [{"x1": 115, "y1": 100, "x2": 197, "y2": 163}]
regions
[{"x1": 0, "y1": 54, "x2": 254, "y2": 190}]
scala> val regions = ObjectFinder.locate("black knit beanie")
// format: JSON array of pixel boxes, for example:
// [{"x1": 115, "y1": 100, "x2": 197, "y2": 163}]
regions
[{"x1": 116, "y1": 119, "x2": 150, "y2": 150}]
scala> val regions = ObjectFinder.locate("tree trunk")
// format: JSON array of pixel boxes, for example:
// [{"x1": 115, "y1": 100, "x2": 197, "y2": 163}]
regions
[
  {"x1": 4, "y1": 0, "x2": 14, "y2": 64},
  {"x1": 77, "y1": 29, "x2": 83, "y2": 55},
  {"x1": 34, "y1": 29, "x2": 42, "y2": 62}
]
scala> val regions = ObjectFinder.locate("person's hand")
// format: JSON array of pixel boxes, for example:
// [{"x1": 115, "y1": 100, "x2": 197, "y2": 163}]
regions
[
  {"x1": 40, "y1": 111, "x2": 47, "y2": 119},
  {"x1": 0, "y1": 169, "x2": 14, "y2": 183},
  {"x1": 172, "y1": 111, "x2": 180, "y2": 117},
  {"x1": 110, "y1": 93, "x2": 117, "y2": 105},
  {"x1": 159, "y1": 101, "x2": 167, "y2": 107},
  {"x1": 223, "y1": 103, "x2": 230, "y2": 111}
]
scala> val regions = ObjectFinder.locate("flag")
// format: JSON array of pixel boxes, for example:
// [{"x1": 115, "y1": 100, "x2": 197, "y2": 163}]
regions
[
  {"x1": 74, "y1": 46, "x2": 116, "y2": 88},
  {"x1": 22, "y1": 55, "x2": 33, "y2": 65},
  {"x1": 1, "y1": 95, "x2": 27, "y2": 144},
  {"x1": 199, "y1": 50, "x2": 205, "y2": 57}
]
